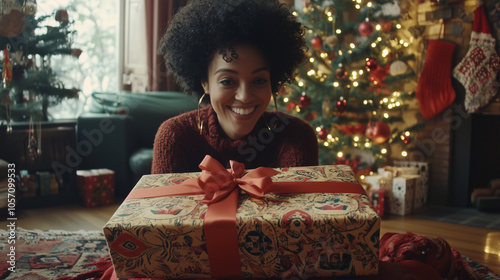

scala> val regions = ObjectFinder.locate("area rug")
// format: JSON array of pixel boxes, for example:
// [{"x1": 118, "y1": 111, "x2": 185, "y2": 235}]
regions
[
  {"x1": 0, "y1": 229, "x2": 109, "y2": 279},
  {"x1": 0, "y1": 229, "x2": 499, "y2": 280},
  {"x1": 417, "y1": 206, "x2": 500, "y2": 230}
]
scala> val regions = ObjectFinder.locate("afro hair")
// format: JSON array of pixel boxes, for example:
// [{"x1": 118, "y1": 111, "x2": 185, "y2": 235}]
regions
[{"x1": 158, "y1": 0, "x2": 306, "y2": 100}]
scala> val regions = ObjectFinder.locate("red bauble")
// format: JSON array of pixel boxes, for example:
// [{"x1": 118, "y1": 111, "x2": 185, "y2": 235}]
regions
[
  {"x1": 359, "y1": 20, "x2": 375, "y2": 37},
  {"x1": 381, "y1": 19, "x2": 393, "y2": 31},
  {"x1": 286, "y1": 102, "x2": 296, "y2": 112},
  {"x1": 318, "y1": 128, "x2": 329, "y2": 140},
  {"x1": 400, "y1": 132, "x2": 411, "y2": 144},
  {"x1": 55, "y1": 9, "x2": 69, "y2": 24},
  {"x1": 306, "y1": 111, "x2": 318, "y2": 121},
  {"x1": 369, "y1": 64, "x2": 390, "y2": 86},
  {"x1": 366, "y1": 121, "x2": 390, "y2": 144},
  {"x1": 335, "y1": 66, "x2": 347, "y2": 79},
  {"x1": 311, "y1": 36, "x2": 323, "y2": 50},
  {"x1": 336, "y1": 99, "x2": 347, "y2": 112},
  {"x1": 299, "y1": 95, "x2": 311, "y2": 108},
  {"x1": 365, "y1": 58, "x2": 378, "y2": 71}
]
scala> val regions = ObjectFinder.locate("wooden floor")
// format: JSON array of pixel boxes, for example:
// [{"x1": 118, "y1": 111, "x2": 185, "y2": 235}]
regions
[{"x1": 2, "y1": 202, "x2": 499, "y2": 276}]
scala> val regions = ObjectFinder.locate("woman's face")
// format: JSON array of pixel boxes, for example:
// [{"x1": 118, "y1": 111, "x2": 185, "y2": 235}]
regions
[{"x1": 202, "y1": 44, "x2": 272, "y2": 140}]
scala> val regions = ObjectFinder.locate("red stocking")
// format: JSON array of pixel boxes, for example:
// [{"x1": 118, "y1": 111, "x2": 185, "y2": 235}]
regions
[
  {"x1": 452, "y1": 5, "x2": 500, "y2": 113},
  {"x1": 416, "y1": 40, "x2": 457, "y2": 119}
]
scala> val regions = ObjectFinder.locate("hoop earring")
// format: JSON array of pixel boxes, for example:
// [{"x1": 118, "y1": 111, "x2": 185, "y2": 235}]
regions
[
  {"x1": 273, "y1": 93, "x2": 278, "y2": 112},
  {"x1": 197, "y1": 93, "x2": 207, "y2": 134}
]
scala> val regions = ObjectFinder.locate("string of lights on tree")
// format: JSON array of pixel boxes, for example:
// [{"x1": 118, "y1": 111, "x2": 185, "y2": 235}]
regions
[{"x1": 277, "y1": 0, "x2": 424, "y2": 174}]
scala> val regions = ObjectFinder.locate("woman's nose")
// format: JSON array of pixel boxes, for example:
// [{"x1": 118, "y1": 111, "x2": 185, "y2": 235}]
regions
[{"x1": 235, "y1": 84, "x2": 254, "y2": 103}]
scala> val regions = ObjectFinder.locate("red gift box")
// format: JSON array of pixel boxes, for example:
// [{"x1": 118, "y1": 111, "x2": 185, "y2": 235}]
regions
[{"x1": 77, "y1": 169, "x2": 114, "y2": 207}]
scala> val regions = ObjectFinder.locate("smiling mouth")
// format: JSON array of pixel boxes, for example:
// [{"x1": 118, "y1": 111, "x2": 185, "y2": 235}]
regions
[{"x1": 229, "y1": 106, "x2": 257, "y2": 116}]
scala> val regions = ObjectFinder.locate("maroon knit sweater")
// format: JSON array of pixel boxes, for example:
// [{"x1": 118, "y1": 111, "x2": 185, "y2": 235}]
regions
[{"x1": 151, "y1": 105, "x2": 319, "y2": 174}]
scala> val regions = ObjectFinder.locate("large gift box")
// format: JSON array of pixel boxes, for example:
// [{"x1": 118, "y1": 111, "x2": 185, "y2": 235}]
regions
[
  {"x1": 77, "y1": 169, "x2": 114, "y2": 207},
  {"x1": 103, "y1": 156, "x2": 380, "y2": 279}
]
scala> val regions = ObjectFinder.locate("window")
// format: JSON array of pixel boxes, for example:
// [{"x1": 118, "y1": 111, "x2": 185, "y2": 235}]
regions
[{"x1": 37, "y1": 0, "x2": 120, "y2": 119}]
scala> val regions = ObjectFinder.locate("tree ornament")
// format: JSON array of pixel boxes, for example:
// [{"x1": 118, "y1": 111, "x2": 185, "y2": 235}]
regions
[
  {"x1": 311, "y1": 36, "x2": 322, "y2": 50},
  {"x1": 335, "y1": 64, "x2": 347, "y2": 79},
  {"x1": 325, "y1": 35, "x2": 339, "y2": 47},
  {"x1": 71, "y1": 49, "x2": 83, "y2": 58},
  {"x1": 318, "y1": 128, "x2": 329, "y2": 140},
  {"x1": 366, "y1": 121, "x2": 390, "y2": 144},
  {"x1": 55, "y1": 9, "x2": 69, "y2": 24},
  {"x1": 369, "y1": 64, "x2": 390, "y2": 86},
  {"x1": 299, "y1": 95, "x2": 311, "y2": 108},
  {"x1": 389, "y1": 60, "x2": 408, "y2": 76},
  {"x1": 381, "y1": 19, "x2": 393, "y2": 31},
  {"x1": 286, "y1": 101, "x2": 296, "y2": 112},
  {"x1": 336, "y1": 98, "x2": 347, "y2": 113},
  {"x1": 365, "y1": 58, "x2": 378, "y2": 71},
  {"x1": 400, "y1": 131, "x2": 411, "y2": 144},
  {"x1": 359, "y1": 18, "x2": 374, "y2": 37},
  {"x1": 2, "y1": 48, "x2": 13, "y2": 87},
  {"x1": 305, "y1": 111, "x2": 318, "y2": 121}
]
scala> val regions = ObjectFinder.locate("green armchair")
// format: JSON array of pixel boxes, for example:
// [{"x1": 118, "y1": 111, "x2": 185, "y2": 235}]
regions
[{"x1": 76, "y1": 91, "x2": 197, "y2": 198}]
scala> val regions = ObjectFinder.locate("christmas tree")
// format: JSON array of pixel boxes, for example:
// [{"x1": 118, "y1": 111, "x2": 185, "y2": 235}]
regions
[
  {"x1": 277, "y1": 0, "x2": 424, "y2": 175},
  {"x1": 0, "y1": 0, "x2": 80, "y2": 126}
]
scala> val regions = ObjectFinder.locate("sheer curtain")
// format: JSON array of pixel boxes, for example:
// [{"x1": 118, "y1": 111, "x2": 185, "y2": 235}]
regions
[{"x1": 145, "y1": 0, "x2": 188, "y2": 92}]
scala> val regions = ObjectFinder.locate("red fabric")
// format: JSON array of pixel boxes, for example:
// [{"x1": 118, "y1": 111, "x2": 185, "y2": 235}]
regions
[
  {"x1": 380, "y1": 232, "x2": 458, "y2": 279},
  {"x1": 473, "y1": 4, "x2": 491, "y2": 34},
  {"x1": 151, "y1": 105, "x2": 319, "y2": 174},
  {"x1": 415, "y1": 40, "x2": 456, "y2": 119}
]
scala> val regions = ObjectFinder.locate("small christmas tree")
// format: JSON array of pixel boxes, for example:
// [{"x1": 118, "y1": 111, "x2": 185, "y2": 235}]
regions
[
  {"x1": 277, "y1": 0, "x2": 424, "y2": 174},
  {"x1": 1, "y1": 0, "x2": 80, "y2": 126}
]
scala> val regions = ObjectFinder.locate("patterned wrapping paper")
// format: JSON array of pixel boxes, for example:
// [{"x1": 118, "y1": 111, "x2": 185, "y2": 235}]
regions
[{"x1": 103, "y1": 165, "x2": 380, "y2": 279}]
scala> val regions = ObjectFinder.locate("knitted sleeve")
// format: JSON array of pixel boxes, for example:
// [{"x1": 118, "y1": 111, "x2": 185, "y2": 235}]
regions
[
  {"x1": 274, "y1": 113, "x2": 319, "y2": 167},
  {"x1": 151, "y1": 113, "x2": 196, "y2": 174}
]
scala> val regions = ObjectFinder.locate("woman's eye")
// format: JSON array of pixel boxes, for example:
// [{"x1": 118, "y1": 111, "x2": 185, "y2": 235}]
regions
[
  {"x1": 254, "y1": 78, "x2": 268, "y2": 85},
  {"x1": 219, "y1": 79, "x2": 234, "y2": 86}
]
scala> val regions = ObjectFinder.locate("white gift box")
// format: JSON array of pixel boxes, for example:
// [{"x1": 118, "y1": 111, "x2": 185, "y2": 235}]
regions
[
  {"x1": 392, "y1": 175, "x2": 420, "y2": 216},
  {"x1": 394, "y1": 161, "x2": 429, "y2": 211}
]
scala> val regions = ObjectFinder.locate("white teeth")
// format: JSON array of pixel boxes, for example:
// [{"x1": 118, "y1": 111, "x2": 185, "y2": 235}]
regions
[{"x1": 231, "y1": 106, "x2": 255, "y2": 115}]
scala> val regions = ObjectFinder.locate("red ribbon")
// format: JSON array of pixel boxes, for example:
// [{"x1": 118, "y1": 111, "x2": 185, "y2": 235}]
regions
[{"x1": 126, "y1": 155, "x2": 366, "y2": 279}]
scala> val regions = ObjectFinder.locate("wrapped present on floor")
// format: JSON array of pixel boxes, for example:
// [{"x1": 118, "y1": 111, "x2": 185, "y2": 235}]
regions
[
  {"x1": 36, "y1": 171, "x2": 58, "y2": 196},
  {"x1": 370, "y1": 189, "x2": 385, "y2": 217},
  {"x1": 19, "y1": 170, "x2": 37, "y2": 198},
  {"x1": 392, "y1": 175, "x2": 420, "y2": 216},
  {"x1": 394, "y1": 161, "x2": 429, "y2": 211},
  {"x1": 103, "y1": 156, "x2": 380, "y2": 279},
  {"x1": 77, "y1": 169, "x2": 114, "y2": 207},
  {"x1": 365, "y1": 174, "x2": 392, "y2": 216}
]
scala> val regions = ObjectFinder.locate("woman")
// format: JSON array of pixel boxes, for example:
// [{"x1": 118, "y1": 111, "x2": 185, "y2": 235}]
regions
[{"x1": 152, "y1": 0, "x2": 319, "y2": 174}]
